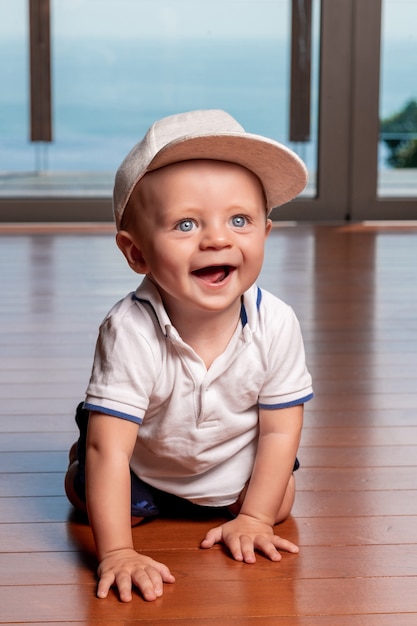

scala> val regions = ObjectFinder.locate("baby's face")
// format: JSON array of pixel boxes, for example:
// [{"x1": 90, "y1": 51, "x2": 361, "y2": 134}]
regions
[{"x1": 121, "y1": 159, "x2": 271, "y2": 319}]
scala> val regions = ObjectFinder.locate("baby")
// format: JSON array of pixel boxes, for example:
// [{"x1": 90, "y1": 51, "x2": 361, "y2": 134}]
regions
[{"x1": 65, "y1": 109, "x2": 313, "y2": 602}]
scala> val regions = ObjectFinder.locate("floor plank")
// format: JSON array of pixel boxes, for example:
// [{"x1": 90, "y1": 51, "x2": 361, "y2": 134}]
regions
[
  {"x1": 2, "y1": 543, "x2": 417, "y2": 586},
  {"x1": 1, "y1": 578, "x2": 417, "y2": 621}
]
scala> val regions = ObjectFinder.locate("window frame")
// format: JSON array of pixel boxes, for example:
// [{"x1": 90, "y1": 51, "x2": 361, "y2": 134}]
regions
[{"x1": 1, "y1": 0, "x2": 416, "y2": 223}]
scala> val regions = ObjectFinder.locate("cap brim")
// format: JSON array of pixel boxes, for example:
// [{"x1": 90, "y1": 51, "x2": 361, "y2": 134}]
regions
[{"x1": 147, "y1": 132, "x2": 308, "y2": 210}]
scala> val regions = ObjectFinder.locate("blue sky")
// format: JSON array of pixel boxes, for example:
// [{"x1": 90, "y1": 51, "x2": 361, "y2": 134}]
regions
[
  {"x1": 1, "y1": 0, "x2": 291, "y2": 39},
  {"x1": 1, "y1": 0, "x2": 416, "y2": 41}
]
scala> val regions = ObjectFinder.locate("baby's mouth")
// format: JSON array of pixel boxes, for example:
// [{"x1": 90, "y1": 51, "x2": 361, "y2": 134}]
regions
[{"x1": 192, "y1": 265, "x2": 234, "y2": 284}]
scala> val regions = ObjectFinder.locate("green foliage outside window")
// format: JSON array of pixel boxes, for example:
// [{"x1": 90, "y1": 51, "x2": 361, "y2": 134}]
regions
[{"x1": 380, "y1": 99, "x2": 417, "y2": 168}]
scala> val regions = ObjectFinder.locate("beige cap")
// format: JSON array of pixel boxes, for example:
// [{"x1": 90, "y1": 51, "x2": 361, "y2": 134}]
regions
[{"x1": 113, "y1": 109, "x2": 308, "y2": 229}]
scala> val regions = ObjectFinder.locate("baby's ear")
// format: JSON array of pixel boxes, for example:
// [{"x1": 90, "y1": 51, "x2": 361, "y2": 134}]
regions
[
  {"x1": 265, "y1": 218, "x2": 273, "y2": 237},
  {"x1": 116, "y1": 230, "x2": 149, "y2": 274}
]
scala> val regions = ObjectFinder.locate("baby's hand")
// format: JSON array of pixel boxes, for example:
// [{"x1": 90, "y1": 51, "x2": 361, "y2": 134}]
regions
[
  {"x1": 200, "y1": 513, "x2": 299, "y2": 563},
  {"x1": 97, "y1": 548, "x2": 175, "y2": 602}
]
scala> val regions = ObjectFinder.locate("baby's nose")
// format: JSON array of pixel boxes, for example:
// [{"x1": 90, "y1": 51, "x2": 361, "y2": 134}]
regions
[{"x1": 200, "y1": 224, "x2": 232, "y2": 249}]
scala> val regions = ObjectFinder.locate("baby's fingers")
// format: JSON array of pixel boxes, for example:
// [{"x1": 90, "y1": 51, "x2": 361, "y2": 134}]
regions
[
  {"x1": 132, "y1": 563, "x2": 176, "y2": 602},
  {"x1": 232, "y1": 534, "x2": 256, "y2": 563},
  {"x1": 271, "y1": 534, "x2": 299, "y2": 554},
  {"x1": 97, "y1": 558, "x2": 175, "y2": 603},
  {"x1": 238, "y1": 534, "x2": 298, "y2": 563},
  {"x1": 115, "y1": 571, "x2": 135, "y2": 603},
  {"x1": 253, "y1": 535, "x2": 283, "y2": 562},
  {"x1": 131, "y1": 567, "x2": 162, "y2": 602},
  {"x1": 200, "y1": 525, "x2": 223, "y2": 549},
  {"x1": 229, "y1": 535, "x2": 279, "y2": 564},
  {"x1": 96, "y1": 570, "x2": 116, "y2": 600},
  {"x1": 97, "y1": 569, "x2": 135, "y2": 602}
]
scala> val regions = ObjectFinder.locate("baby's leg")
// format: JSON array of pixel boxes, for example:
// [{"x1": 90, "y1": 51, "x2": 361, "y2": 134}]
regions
[
  {"x1": 65, "y1": 451, "x2": 88, "y2": 514},
  {"x1": 64, "y1": 403, "x2": 89, "y2": 515},
  {"x1": 65, "y1": 453, "x2": 145, "y2": 526},
  {"x1": 275, "y1": 473, "x2": 296, "y2": 523},
  {"x1": 228, "y1": 470, "x2": 297, "y2": 524},
  {"x1": 64, "y1": 403, "x2": 159, "y2": 526}
]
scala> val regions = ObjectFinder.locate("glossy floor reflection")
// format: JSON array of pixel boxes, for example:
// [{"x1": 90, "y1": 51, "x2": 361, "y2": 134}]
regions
[{"x1": 0, "y1": 222, "x2": 416, "y2": 624}]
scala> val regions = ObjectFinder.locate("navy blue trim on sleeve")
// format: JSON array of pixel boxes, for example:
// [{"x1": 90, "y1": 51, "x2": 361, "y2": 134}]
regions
[
  {"x1": 83, "y1": 403, "x2": 143, "y2": 425},
  {"x1": 258, "y1": 392, "x2": 314, "y2": 410}
]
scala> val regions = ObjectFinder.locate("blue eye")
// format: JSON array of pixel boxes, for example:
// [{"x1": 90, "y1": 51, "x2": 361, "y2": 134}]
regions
[
  {"x1": 177, "y1": 219, "x2": 195, "y2": 232},
  {"x1": 231, "y1": 215, "x2": 247, "y2": 228}
]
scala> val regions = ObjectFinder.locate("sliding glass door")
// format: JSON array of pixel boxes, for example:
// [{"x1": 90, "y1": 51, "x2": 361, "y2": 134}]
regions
[
  {"x1": 282, "y1": 0, "x2": 417, "y2": 221},
  {"x1": 0, "y1": 0, "x2": 415, "y2": 222}
]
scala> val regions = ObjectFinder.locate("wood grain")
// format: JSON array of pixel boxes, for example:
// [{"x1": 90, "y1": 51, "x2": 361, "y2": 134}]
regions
[{"x1": 1, "y1": 223, "x2": 416, "y2": 623}]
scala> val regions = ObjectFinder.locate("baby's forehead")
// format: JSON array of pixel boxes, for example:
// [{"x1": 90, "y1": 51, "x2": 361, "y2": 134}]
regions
[{"x1": 131, "y1": 160, "x2": 267, "y2": 224}]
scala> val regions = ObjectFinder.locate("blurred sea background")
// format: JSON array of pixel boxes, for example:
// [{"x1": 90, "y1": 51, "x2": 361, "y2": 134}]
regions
[{"x1": 0, "y1": 35, "x2": 414, "y2": 173}]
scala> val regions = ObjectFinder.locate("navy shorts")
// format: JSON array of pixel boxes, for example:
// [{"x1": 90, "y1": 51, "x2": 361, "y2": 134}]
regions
[{"x1": 71, "y1": 402, "x2": 300, "y2": 518}]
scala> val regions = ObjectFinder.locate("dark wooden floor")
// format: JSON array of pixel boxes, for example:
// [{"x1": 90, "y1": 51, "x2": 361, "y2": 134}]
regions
[{"x1": 1, "y1": 222, "x2": 416, "y2": 624}]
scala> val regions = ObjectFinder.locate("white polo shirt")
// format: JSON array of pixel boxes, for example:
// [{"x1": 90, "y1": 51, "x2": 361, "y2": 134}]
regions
[{"x1": 85, "y1": 276, "x2": 313, "y2": 507}]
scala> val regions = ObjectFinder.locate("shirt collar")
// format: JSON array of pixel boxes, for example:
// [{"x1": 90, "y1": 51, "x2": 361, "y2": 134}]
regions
[{"x1": 133, "y1": 275, "x2": 261, "y2": 337}]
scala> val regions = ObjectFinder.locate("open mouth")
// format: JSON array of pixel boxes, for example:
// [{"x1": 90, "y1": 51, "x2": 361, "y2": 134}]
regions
[{"x1": 192, "y1": 265, "x2": 235, "y2": 284}]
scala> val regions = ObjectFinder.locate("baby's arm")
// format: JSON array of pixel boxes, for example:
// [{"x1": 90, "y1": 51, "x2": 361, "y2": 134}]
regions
[
  {"x1": 201, "y1": 404, "x2": 303, "y2": 562},
  {"x1": 86, "y1": 412, "x2": 175, "y2": 602}
]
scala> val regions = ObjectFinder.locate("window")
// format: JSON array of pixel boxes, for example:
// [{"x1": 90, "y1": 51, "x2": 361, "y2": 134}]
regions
[{"x1": 0, "y1": 0, "x2": 320, "y2": 204}]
